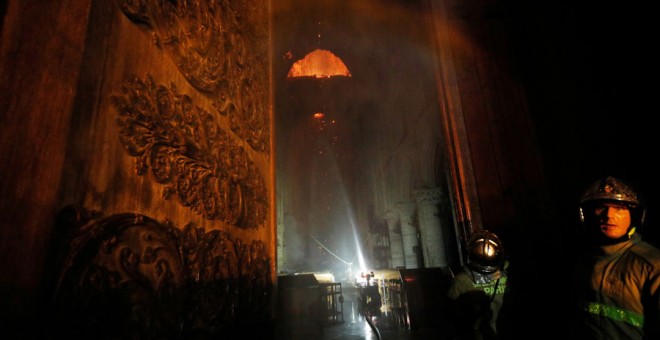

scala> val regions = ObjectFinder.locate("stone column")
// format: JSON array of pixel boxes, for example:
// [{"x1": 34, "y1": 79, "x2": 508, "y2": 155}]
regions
[
  {"x1": 398, "y1": 202, "x2": 419, "y2": 269},
  {"x1": 414, "y1": 188, "x2": 447, "y2": 268},
  {"x1": 277, "y1": 219, "x2": 285, "y2": 273},
  {"x1": 385, "y1": 210, "x2": 405, "y2": 269},
  {"x1": 280, "y1": 213, "x2": 301, "y2": 273}
]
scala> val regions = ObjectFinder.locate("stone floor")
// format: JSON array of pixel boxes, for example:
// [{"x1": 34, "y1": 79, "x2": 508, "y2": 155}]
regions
[{"x1": 276, "y1": 283, "x2": 450, "y2": 340}]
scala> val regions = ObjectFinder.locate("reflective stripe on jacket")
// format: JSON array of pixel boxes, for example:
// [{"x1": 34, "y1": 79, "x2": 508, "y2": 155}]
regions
[
  {"x1": 582, "y1": 300, "x2": 644, "y2": 327},
  {"x1": 574, "y1": 234, "x2": 660, "y2": 340}
]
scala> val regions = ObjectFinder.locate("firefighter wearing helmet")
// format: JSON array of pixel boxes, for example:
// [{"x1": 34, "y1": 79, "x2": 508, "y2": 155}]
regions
[
  {"x1": 572, "y1": 176, "x2": 660, "y2": 339},
  {"x1": 447, "y1": 230, "x2": 508, "y2": 340}
]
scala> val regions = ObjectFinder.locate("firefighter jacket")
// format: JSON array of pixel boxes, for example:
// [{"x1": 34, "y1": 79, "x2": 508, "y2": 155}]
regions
[
  {"x1": 573, "y1": 233, "x2": 660, "y2": 339},
  {"x1": 447, "y1": 265, "x2": 508, "y2": 339}
]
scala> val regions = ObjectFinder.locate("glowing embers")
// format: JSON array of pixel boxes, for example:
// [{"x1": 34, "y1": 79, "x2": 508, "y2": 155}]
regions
[
  {"x1": 311, "y1": 113, "x2": 336, "y2": 133},
  {"x1": 287, "y1": 49, "x2": 352, "y2": 79}
]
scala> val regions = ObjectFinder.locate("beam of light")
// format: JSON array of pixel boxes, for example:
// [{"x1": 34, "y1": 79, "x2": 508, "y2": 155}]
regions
[
  {"x1": 310, "y1": 234, "x2": 352, "y2": 265},
  {"x1": 303, "y1": 101, "x2": 370, "y2": 283},
  {"x1": 332, "y1": 165, "x2": 369, "y2": 281},
  {"x1": 351, "y1": 219, "x2": 367, "y2": 274}
]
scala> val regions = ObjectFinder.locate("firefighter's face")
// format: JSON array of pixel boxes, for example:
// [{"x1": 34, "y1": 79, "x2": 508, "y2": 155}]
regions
[{"x1": 590, "y1": 202, "x2": 632, "y2": 239}]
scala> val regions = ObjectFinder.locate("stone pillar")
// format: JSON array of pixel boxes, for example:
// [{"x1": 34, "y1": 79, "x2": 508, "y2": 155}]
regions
[
  {"x1": 280, "y1": 214, "x2": 302, "y2": 273},
  {"x1": 277, "y1": 219, "x2": 285, "y2": 273},
  {"x1": 414, "y1": 188, "x2": 447, "y2": 268},
  {"x1": 398, "y1": 202, "x2": 419, "y2": 269},
  {"x1": 385, "y1": 210, "x2": 405, "y2": 269}
]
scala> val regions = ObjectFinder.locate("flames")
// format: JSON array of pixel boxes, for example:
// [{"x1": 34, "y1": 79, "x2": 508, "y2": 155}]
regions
[{"x1": 287, "y1": 49, "x2": 352, "y2": 78}]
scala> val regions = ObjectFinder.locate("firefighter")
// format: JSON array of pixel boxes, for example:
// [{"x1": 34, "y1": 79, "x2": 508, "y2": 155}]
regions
[
  {"x1": 572, "y1": 176, "x2": 660, "y2": 339},
  {"x1": 447, "y1": 230, "x2": 508, "y2": 340},
  {"x1": 358, "y1": 271, "x2": 382, "y2": 317}
]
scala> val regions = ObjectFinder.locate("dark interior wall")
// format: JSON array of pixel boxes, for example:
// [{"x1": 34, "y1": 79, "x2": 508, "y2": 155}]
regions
[
  {"x1": 443, "y1": 0, "x2": 551, "y2": 231},
  {"x1": 502, "y1": 2, "x2": 659, "y2": 236},
  {"x1": 0, "y1": 0, "x2": 93, "y2": 330}
]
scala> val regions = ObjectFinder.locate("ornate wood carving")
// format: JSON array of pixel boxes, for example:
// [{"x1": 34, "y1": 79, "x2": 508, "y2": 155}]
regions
[
  {"x1": 111, "y1": 74, "x2": 268, "y2": 229},
  {"x1": 48, "y1": 205, "x2": 272, "y2": 338},
  {"x1": 117, "y1": 0, "x2": 270, "y2": 154}
]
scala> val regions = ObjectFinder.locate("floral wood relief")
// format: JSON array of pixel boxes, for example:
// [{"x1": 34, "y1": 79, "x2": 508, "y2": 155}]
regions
[
  {"x1": 49, "y1": 205, "x2": 272, "y2": 338},
  {"x1": 111, "y1": 74, "x2": 268, "y2": 229},
  {"x1": 117, "y1": 0, "x2": 270, "y2": 154}
]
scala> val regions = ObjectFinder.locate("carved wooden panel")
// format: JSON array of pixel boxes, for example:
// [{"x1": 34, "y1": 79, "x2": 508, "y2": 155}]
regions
[
  {"x1": 48, "y1": 205, "x2": 272, "y2": 338},
  {"x1": 109, "y1": 0, "x2": 270, "y2": 229},
  {"x1": 111, "y1": 74, "x2": 268, "y2": 229},
  {"x1": 117, "y1": 0, "x2": 270, "y2": 154}
]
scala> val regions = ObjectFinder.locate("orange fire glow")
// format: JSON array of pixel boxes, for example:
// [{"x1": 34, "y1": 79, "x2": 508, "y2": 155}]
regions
[{"x1": 287, "y1": 49, "x2": 352, "y2": 78}]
